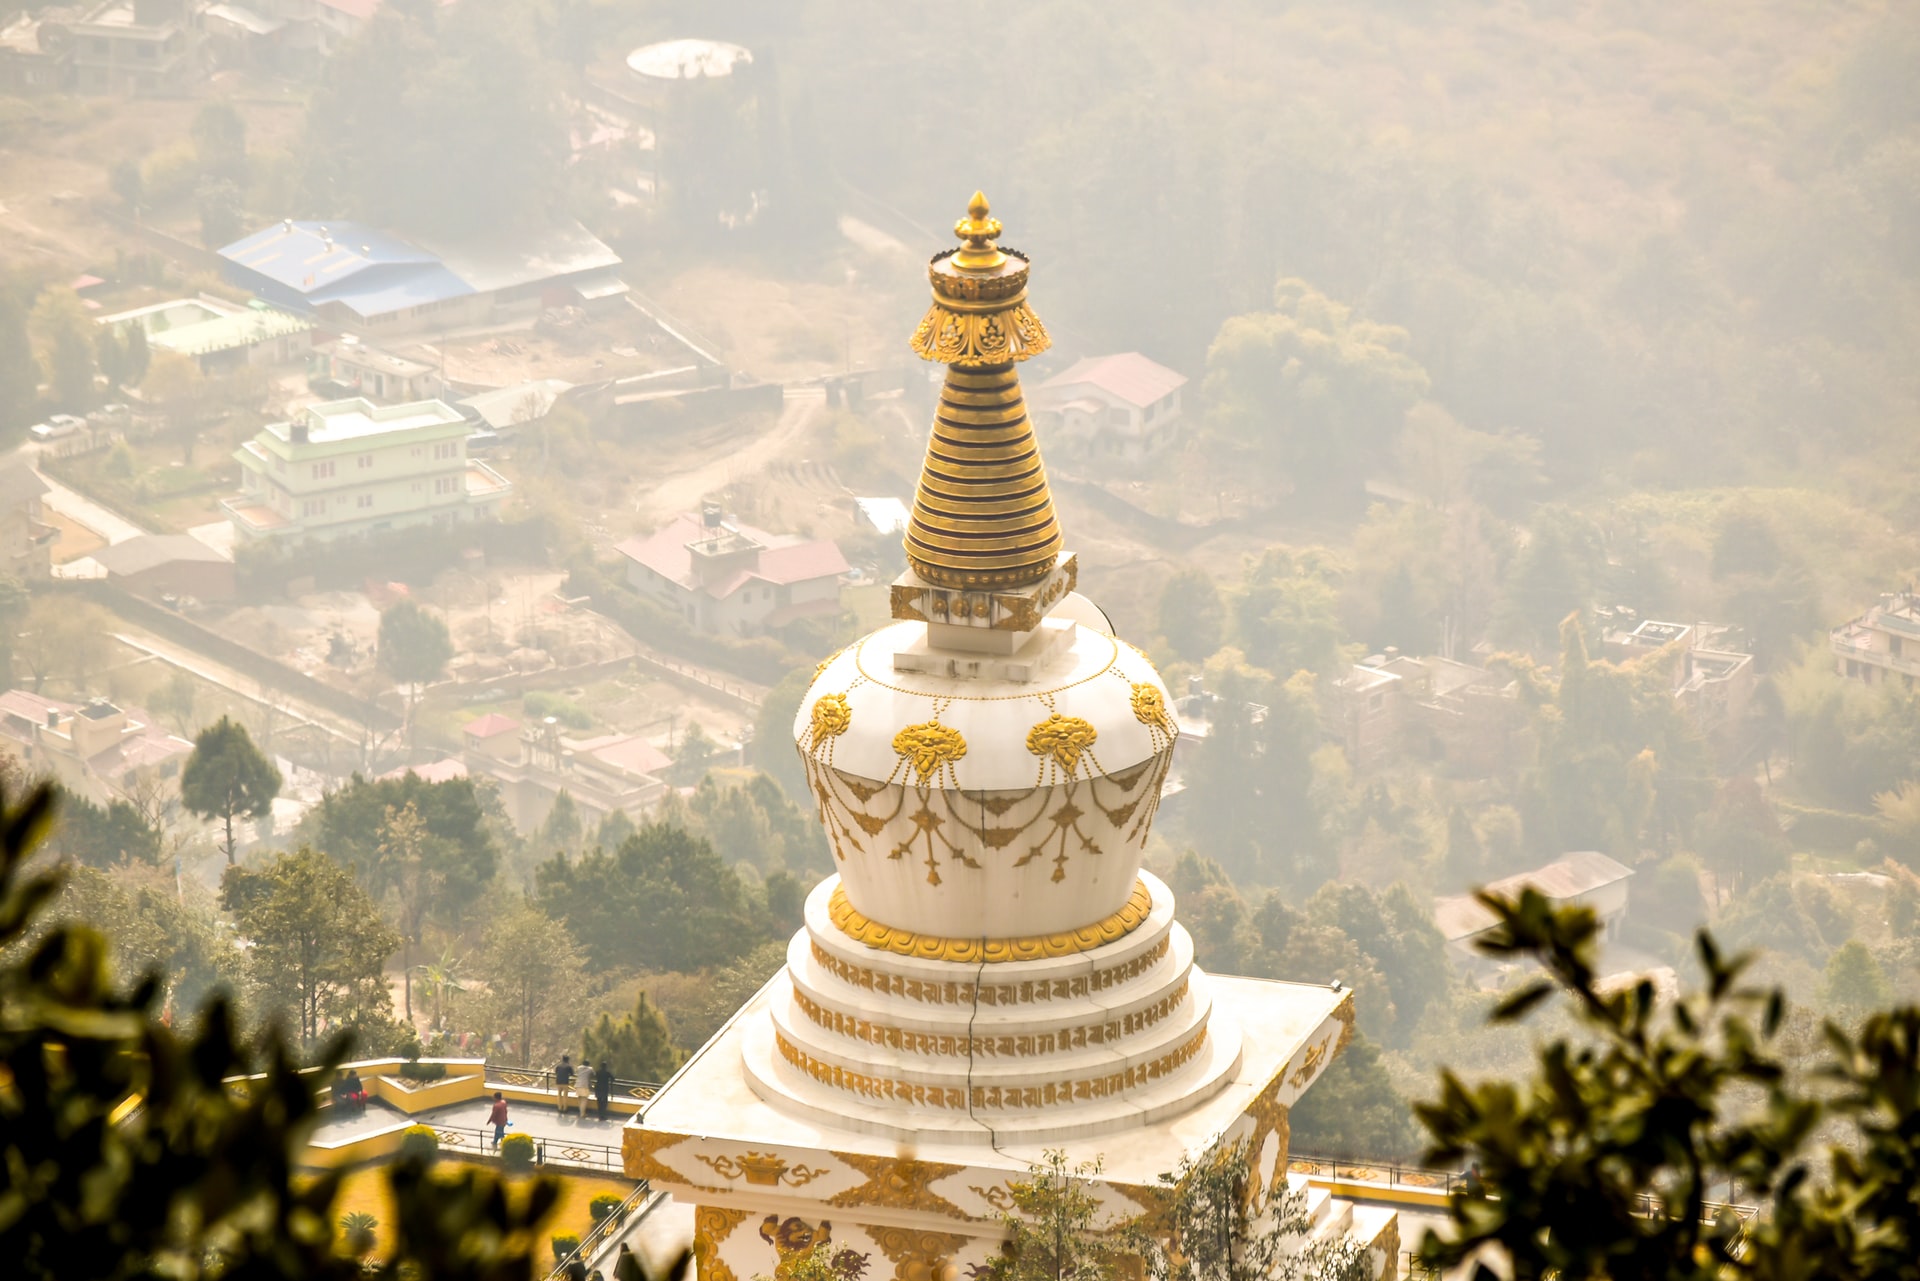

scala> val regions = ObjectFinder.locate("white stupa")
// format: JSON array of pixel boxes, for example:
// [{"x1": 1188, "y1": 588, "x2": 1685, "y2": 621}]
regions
[{"x1": 623, "y1": 194, "x2": 1400, "y2": 1281}]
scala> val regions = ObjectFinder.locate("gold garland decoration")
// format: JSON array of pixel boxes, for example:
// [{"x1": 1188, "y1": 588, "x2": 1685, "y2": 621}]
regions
[{"x1": 826, "y1": 878, "x2": 1153, "y2": 961}]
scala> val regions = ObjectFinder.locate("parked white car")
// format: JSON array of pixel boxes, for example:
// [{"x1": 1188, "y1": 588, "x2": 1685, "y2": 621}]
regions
[{"x1": 29, "y1": 414, "x2": 85, "y2": 442}]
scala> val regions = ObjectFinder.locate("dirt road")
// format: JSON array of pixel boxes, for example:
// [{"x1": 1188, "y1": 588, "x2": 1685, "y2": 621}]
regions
[{"x1": 635, "y1": 386, "x2": 827, "y2": 517}]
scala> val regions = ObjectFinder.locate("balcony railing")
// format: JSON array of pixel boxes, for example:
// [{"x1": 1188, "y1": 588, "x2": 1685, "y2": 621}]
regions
[
  {"x1": 485, "y1": 1061, "x2": 662, "y2": 1102},
  {"x1": 1830, "y1": 633, "x2": 1920, "y2": 677}
]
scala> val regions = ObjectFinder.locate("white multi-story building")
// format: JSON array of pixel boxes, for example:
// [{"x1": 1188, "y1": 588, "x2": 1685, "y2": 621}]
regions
[
  {"x1": 224, "y1": 397, "x2": 511, "y2": 543},
  {"x1": 1832, "y1": 589, "x2": 1920, "y2": 689}
]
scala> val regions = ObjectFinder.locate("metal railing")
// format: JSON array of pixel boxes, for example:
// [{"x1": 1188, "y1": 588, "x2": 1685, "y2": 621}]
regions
[
  {"x1": 1287, "y1": 1152, "x2": 1464, "y2": 1195},
  {"x1": 1290, "y1": 1152, "x2": 1759, "y2": 1223},
  {"x1": 485, "y1": 1062, "x2": 662, "y2": 1102},
  {"x1": 547, "y1": 1181, "x2": 655, "y2": 1281},
  {"x1": 423, "y1": 1122, "x2": 625, "y2": 1176}
]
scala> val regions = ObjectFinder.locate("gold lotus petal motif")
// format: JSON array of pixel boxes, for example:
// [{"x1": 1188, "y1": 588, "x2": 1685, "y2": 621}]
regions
[
  {"x1": 1131, "y1": 683, "x2": 1172, "y2": 732},
  {"x1": 1026, "y1": 713, "x2": 1097, "y2": 776},
  {"x1": 810, "y1": 693, "x2": 852, "y2": 740},
  {"x1": 892, "y1": 720, "x2": 967, "y2": 785}
]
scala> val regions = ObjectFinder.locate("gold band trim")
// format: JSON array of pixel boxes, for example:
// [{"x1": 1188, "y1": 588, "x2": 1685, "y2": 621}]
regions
[
  {"x1": 809, "y1": 933, "x2": 1170, "y2": 1006},
  {"x1": 826, "y1": 879, "x2": 1153, "y2": 961}
]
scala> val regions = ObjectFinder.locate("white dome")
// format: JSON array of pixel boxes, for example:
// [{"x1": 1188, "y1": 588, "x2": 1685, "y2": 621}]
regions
[
  {"x1": 791, "y1": 619, "x2": 1178, "y2": 939},
  {"x1": 625, "y1": 38, "x2": 752, "y2": 81}
]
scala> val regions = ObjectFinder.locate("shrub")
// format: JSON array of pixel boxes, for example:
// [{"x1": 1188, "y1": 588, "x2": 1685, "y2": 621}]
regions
[
  {"x1": 398, "y1": 1059, "x2": 448, "y2": 1083},
  {"x1": 551, "y1": 1234, "x2": 581, "y2": 1264},
  {"x1": 339, "y1": 1210, "x2": 377, "y2": 1257},
  {"x1": 501, "y1": 1131, "x2": 536, "y2": 1171},
  {"x1": 524, "y1": 688, "x2": 594, "y2": 729},
  {"x1": 589, "y1": 1193, "x2": 626, "y2": 1227},
  {"x1": 400, "y1": 1124, "x2": 439, "y2": 1162}
]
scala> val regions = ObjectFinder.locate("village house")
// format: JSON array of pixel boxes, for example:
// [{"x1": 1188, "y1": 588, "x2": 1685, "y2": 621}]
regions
[
  {"x1": 1599, "y1": 614, "x2": 1757, "y2": 755},
  {"x1": 84, "y1": 534, "x2": 236, "y2": 601},
  {"x1": 0, "y1": 690, "x2": 192, "y2": 806},
  {"x1": 59, "y1": 0, "x2": 199, "y2": 94},
  {"x1": 308, "y1": 334, "x2": 445, "y2": 403},
  {"x1": 457, "y1": 712, "x2": 671, "y2": 834},
  {"x1": 1327, "y1": 650, "x2": 1526, "y2": 774},
  {"x1": 1029, "y1": 352, "x2": 1188, "y2": 462},
  {"x1": 615, "y1": 505, "x2": 849, "y2": 637},
  {"x1": 224, "y1": 397, "x2": 511, "y2": 544},
  {"x1": 1831, "y1": 588, "x2": 1920, "y2": 689}
]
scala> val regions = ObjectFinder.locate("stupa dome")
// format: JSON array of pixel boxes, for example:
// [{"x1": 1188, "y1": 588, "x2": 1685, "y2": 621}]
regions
[{"x1": 794, "y1": 621, "x2": 1175, "y2": 942}]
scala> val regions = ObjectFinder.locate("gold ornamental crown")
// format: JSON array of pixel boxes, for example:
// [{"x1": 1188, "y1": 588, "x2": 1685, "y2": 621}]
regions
[
  {"x1": 909, "y1": 191, "x2": 1052, "y2": 368},
  {"x1": 901, "y1": 192, "x2": 1064, "y2": 591}
]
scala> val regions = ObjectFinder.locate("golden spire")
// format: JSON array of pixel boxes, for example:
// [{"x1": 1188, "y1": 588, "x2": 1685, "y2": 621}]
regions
[{"x1": 902, "y1": 193, "x2": 1063, "y2": 591}]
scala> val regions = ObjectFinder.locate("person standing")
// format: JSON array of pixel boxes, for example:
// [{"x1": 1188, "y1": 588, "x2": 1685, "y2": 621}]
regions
[
  {"x1": 574, "y1": 1059, "x2": 595, "y2": 1119},
  {"x1": 488, "y1": 1091, "x2": 510, "y2": 1149},
  {"x1": 594, "y1": 1058, "x2": 613, "y2": 1122},
  {"x1": 613, "y1": 1243, "x2": 645, "y2": 1281},
  {"x1": 554, "y1": 1053, "x2": 574, "y2": 1107}
]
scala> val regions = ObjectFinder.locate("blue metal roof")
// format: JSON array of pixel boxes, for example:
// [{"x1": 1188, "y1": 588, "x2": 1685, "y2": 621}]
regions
[{"x1": 219, "y1": 221, "x2": 474, "y2": 316}]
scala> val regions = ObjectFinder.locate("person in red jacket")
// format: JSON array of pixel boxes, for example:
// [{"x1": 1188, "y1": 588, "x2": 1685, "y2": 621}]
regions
[{"x1": 488, "y1": 1091, "x2": 510, "y2": 1150}]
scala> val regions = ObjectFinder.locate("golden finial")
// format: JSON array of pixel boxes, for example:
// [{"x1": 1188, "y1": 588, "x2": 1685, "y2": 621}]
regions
[
  {"x1": 899, "y1": 192, "x2": 1064, "y2": 593},
  {"x1": 952, "y1": 191, "x2": 1006, "y2": 270}
]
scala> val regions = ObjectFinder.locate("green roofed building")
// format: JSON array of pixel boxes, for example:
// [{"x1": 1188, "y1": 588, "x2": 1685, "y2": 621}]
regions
[{"x1": 224, "y1": 397, "x2": 511, "y2": 544}]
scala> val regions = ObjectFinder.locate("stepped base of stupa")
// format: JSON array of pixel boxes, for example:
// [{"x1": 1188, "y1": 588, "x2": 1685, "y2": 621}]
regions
[{"x1": 623, "y1": 929, "x2": 1397, "y2": 1281}]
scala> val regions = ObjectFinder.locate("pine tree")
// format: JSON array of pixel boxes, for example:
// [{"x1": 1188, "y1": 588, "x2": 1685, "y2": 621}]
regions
[
  {"x1": 581, "y1": 991, "x2": 684, "y2": 1082},
  {"x1": 180, "y1": 716, "x2": 282, "y2": 864}
]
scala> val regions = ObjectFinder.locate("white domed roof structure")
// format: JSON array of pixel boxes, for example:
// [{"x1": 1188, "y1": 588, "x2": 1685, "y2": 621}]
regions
[{"x1": 625, "y1": 37, "x2": 752, "y2": 81}]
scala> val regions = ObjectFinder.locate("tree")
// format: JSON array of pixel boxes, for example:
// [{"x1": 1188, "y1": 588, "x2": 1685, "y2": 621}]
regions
[
  {"x1": 30, "y1": 287, "x2": 95, "y2": 413},
  {"x1": 1142, "y1": 1138, "x2": 1368, "y2": 1281},
  {"x1": 478, "y1": 901, "x2": 586, "y2": 1065},
  {"x1": 1824, "y1": 940, "x2": 1892, "y2": 1023},
  {"x1": 751, "y1": 666, "x2": 813, "y2": 802},
  {"x1": 538, "y1": 788, "x2": 583, "y2": 856},
  {"x1": 534, "y1": 822, "x2": 771, "y2": 973},
  {"x1": 0, "y1": 281, "x2": 36, "y2": 438},
  {"x1": 0, "y1": 779, "x2": 570, "y2": 1279},
  {"x1": 1230, "y1": 550, "x2": 1346, "y2": 678},
  {"x1": 1202, "y1": 277, "x2": 1429, "y2": 497},
  {"x1": 1286, "y1": 1031, "x2": 1418, "y2": 1159},
  {"x1": 181, "y1": 716, "x2": 281, "y2": 863},
  {"x1": 1441, "y1": 804, "x2": 1485, "y2": 888},
  {"x1": 300, "y1": 772, "x2": 498, "y2": 988},
  {"x1": 668, "y1": 721, "x2": 717, "y2": 785},
  {"x1": 379, "y1": 599, "x2": 453, "y2": 733},
  {"x1": 149, "y1": 667, "x2": 200, "y2": 737},
  {"x1": 1159, "y1": 568, "x2": 1224, "y2": 663},
  {"x1": 15, "y1": 595, "x2": 111, "y2": 694},
  {"x1": 109, "y1": 156, "x2": 144, "y2": 210},
  {"x1": 191, "y1": 101, "x2": 249, "y2": 183},
  {"x1": 41, "y1": 783, "x2": 162, "y2": 867},
  {"x1": 1414, "y1": 888, "x2": 1920, "y2": 1281},
  {"x1": 581, "y1": 991, "x2": 685, "y2": 1082},
  {"x1": 220, "y1": 846, "x2": 400, "y2": 1047},
  {"x1": 196, "y1": 176, "x2": 246, "y2": 249},
  {"x1": 95, "y1": 323, "x2": 149, "y2": 390},
  {"x1": 989, "y1": 1151, "x2": 1129, "y2": 1281}
]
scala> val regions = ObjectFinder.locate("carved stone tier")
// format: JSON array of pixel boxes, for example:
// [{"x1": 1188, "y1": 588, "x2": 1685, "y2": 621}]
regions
[{"x1": 741, "y1": 872, "x2": 1241, "y2": 1145}]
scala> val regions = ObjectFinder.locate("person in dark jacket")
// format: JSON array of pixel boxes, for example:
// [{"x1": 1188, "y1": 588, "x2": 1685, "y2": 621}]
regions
[
  {"x1": 613, "y1": 1242, "x2": 645, "y2": 1281},
  {"x1": 595, "y1": 1058, "x2": 613, "y2": 1121}
]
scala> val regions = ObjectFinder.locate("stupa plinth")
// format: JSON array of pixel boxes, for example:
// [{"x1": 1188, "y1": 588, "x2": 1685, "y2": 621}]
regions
[{"x1": 624, "y1": 194, "x2": 1399, "y2": 1281}]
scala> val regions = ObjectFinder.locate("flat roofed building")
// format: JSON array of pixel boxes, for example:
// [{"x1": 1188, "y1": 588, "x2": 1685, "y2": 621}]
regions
[
  {"x1": 100, "y1": 296, "x2": 312, "y2": 373},
  {"x1": 218, "y1": 218, "x2": 625, "y2": 335},
  {"x1": 1832, "y1": 589, "x2": 1920, "y2": 689},
  {"x1": 1435, "y1": 850, "x2": 1635, "y2": 959},
  {"x1": 224, "y1": 397, "x2": 512, "y2": 544},
  {"x1": 310, "y1": 335, "x2": 444, "y2": 403}
]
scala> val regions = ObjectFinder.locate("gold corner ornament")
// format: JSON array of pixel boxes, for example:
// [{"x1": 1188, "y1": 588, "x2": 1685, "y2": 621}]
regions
[
  {"x1": 1026, "y1": 713, "x2": 1099, "y2": 780},
  {"x1": 826, "y1": 878, "x2": 1154, "y2": 961}
]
